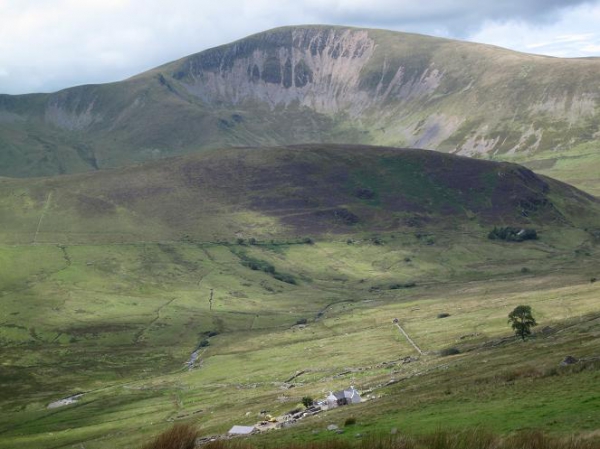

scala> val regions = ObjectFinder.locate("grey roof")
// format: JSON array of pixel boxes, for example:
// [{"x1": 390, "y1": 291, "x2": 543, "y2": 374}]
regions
[
  {"x1": 344, "y1": 388, "x2": 360, "y2": 399},
  {"x1": 330, "y1": 387, "x2": 360, "y2": 400}
]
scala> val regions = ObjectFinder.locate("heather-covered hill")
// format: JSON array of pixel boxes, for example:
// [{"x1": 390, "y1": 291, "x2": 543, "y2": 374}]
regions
[{"x1": 1, "y1": 144, "x2": 598, "y2": 245}]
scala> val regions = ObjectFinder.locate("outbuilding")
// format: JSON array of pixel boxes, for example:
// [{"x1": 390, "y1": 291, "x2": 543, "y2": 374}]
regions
[{"x1": 228, "y1": 425, "x2": 255, "y2": 435}]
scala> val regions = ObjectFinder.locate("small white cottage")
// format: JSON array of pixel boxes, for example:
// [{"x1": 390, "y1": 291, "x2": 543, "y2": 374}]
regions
[{"x1": 326, "y1": 386, "x2": 361, "y2": 408}]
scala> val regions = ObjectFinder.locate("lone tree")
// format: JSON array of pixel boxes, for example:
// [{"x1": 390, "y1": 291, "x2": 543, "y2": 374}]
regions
[
  {"x1": 508, "y1": 305, "x2": 537, "y2": 340},
  {"x1": 301, "y1": 396, "x2": 314, "y2": 408}
]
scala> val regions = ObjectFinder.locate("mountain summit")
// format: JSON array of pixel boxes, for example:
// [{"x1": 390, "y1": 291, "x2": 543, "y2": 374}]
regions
[{"x1": 1, "y1": 25, "x2": 600, "y2": 178}]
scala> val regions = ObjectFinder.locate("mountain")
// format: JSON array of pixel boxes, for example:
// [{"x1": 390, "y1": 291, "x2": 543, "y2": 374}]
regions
[
  {"x1": 1, "y1": 25, "x2": 600, "y2": 190},
  {"x1": 1, "y1": 144, "x2": 598, "y2": 245}
]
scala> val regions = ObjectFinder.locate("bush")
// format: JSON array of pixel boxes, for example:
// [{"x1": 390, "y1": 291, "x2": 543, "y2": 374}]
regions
[
  {"x1": 273, "y1": 272, "x2": 297, "y2": 284},
  {"x1": 389, "y1": 282, "x2": 416, "y2": 290},
  {"x1": 140, "y1": 423, "x2": 198, "y2": 449},
  {"x1": 242, "y1": 257, "x2": 276, "y2": 274},
  {"x1": 344, "y1": 416, "x2": 356, "y2": 426},
  {"x1": 437, "y1": 313, "x2": 450, "y2": 319},
  {"x1": 439, "y1": 347, "x2": 461, "y2": 356},
  {"x1": 296, "y1": 318, "x2": 308, "y2": 325},
  {"x1": 488, "y1": 226, "x2": 538, "y2": 242},
  {"x1": 371, "y1": 236, "x2": 384, "y2": 245},
  {"x1": 198, "y1": 339, "x2": 210, "y2": 348},
  {"x1": 301, "y1": 396, "x2": 314, "y2": 408},
  {"x1": 237, "y1": 252, "x2": 296, "y2": 284}
]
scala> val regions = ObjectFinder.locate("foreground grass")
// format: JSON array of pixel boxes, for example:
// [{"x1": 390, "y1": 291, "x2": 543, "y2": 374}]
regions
[{"x1": 141, "y1": 424, "x2": 599, "y2": 449}]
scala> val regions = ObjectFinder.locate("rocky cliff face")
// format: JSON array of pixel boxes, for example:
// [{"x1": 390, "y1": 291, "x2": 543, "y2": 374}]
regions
[{"x1": 172, "y1": 28, "x2": 443, "y2": 116}]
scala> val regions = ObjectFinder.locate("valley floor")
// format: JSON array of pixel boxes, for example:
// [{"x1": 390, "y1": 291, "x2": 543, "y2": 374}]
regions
[{"x1": 0, "y1": 231, "x2": 599, "y2": 448}]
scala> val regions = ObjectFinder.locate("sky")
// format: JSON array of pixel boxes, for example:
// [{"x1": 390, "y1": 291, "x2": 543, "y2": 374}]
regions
[{"x1": 1, "y1": 0, "x2": 600, "y2": 95}]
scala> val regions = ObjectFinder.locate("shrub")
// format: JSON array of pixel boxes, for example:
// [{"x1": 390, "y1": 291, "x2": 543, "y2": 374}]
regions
[
  {"x1": 273, "y1": 272, "x2": 297, "y2": 285},
  {"x1": 488, "y1": 226, "x2": 538, "y2": 242},
  {"x1": 237, "y1": 252, "x2": 297, "y2": 283},
  {"x1": 198, "y1": 339, "x2": 210, "y2": 348},
  {"x1": 242, "y1": 257, "x2": 276, "y2": 274},
  {"x1": 302, "y1": 237, "x2": 314, "y2": 244},
  {"x1": 301, "y1": 396, "x2": 314, "y2": 407},
  {"x1": 296, "y1": 318, "x2": 308, "y2": 325},
  {"x1": 439, "y1": 347, "x2": 461, "y2": 356},
  {"x1": 437, "y1": 313, "x2": 450, "y2": 319},
  {"x1": 344, "y1": 416, "x2": 357, "y2": 426},
  {"x1": 140, "y1": 423, "x2": 198, "y2": 449},
  {"x1": 389, "y1": 282, "x2": 416, "y2": 290}
]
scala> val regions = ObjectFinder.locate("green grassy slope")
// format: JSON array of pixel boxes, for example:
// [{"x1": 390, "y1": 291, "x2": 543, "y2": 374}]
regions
[
  {"x1": 0, "y1": 145, "x2": 599, "y2": 448},
  {"x1": 2, "y1": 25, "x2": 600, "y2": 191},
  {"x1": 1, "y1": 236, "x2": 599, "y2": 448}
]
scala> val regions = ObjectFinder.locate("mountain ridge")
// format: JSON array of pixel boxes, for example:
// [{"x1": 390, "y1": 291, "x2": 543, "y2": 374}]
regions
[{"x1": 1, "y1": 25, "x2": 600, "y2": 187}]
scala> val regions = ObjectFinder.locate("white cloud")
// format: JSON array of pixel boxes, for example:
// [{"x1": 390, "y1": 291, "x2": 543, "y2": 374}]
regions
[
  {"x1": 0, "y1": 0, "x2": 599, "y2": 94},
  {"x1": 526, "y1": 33, "x2": 595, "y2": 49},
  {"x1": 469, "y1": 3, "x2": 600, "y2": 57},
  {"x1": 581, "y1": 44, "x2": 600, "y2": 53}
]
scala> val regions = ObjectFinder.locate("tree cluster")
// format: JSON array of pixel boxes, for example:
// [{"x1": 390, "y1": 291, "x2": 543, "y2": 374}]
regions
[{"x1": 488, "y1": 227, "x2": 538, "y2": 242}]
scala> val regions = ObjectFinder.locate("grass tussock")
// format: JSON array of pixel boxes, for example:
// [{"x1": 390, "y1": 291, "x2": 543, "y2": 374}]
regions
[
  {"x1": 504, "y1": 430, "x2": 598, "y2": 449},
  {"x1": 140, "y1": 423, "x2": 198, "y2": 449},
  {"x1": 204, "y1": 430, "x2": 599, "y2": 449}
]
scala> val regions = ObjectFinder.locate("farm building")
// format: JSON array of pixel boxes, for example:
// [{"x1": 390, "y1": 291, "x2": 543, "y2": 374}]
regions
[{"x1": 326, "y1": 386, "x2": 361, "y2": 408}]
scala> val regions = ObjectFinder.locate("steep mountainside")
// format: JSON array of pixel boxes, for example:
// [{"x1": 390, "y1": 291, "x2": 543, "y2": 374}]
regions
[
  {"x1": 2, "y1": 25, "x2": 600, "y2": 180},
  {"x1": 1, "y1": 144, "x2": 598, "y2": 245}
]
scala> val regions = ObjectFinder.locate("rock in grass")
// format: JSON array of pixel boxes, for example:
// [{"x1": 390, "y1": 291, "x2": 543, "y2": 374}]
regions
[{"x1": 560, "y1": 355, "x2": 578, "y2": 366}]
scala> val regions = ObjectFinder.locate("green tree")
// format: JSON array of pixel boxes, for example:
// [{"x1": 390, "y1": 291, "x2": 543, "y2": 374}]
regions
[
  {"x1": 301, "y1": 396, "x2": 314, "y2": 408},
  {"x1": 508, "y1": 305, "x2": 537, "y2": 340}
]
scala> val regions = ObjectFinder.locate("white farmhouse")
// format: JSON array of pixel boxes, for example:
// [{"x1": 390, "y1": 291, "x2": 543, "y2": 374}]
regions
[{"x1": 326, "y1": 386, "x2": 361, "y2": 408}]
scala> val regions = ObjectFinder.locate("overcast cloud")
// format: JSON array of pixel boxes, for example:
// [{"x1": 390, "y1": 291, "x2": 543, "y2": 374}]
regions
[{"x1": 1, "y1": 0, "x2": 599, "y2": 95}]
